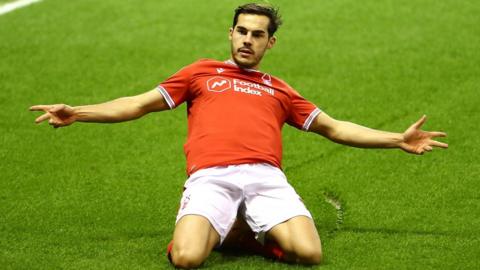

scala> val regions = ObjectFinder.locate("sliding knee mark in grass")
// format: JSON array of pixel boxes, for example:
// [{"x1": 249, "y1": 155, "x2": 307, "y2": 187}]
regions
[{"x1": 323, "y1": 191, "x2": 345, "y2": 233}]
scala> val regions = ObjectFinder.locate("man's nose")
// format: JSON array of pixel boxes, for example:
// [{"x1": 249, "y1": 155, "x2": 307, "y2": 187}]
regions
[{"x1": 243, "y1": 33, "x2": 253, "y2": 46}]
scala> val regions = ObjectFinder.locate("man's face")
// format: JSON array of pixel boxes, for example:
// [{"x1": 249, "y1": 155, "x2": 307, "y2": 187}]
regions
[{"x1": 229, "y1": 14, "x2": 276, "y2": 69}]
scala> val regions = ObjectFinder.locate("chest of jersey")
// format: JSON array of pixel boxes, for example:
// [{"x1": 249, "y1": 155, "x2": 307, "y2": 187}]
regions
[{"x1": 186, "y1": 69, "x2": 291, "y2": 123}]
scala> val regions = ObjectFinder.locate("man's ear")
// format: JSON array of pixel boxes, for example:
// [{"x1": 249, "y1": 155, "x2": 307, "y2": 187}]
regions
[
  {"x1": 229, "y1": 27, "x2": 234, "y2": 41},
  {"x1": 267, "y1": 36, "x2": 277, "y2": 49}
]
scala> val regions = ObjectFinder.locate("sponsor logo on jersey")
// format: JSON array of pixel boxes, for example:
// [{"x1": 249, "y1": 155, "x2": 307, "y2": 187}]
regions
[
  {"x1": 233, "y1": 79, "x2": 275, "y2": 96},
  {"x1": 216, "y1": 68, "x2": 225, "y2": 74},
  {"x1": 206, "y1": 76, "x2": 275, "y2": 96},
  {"x1": 207, "y1": 76, "x2": 232, "y2": 92}
]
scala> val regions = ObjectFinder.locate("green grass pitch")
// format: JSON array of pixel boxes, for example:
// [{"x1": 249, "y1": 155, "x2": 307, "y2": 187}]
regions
[
  {"x1": 0, "y1": 1, "x2": 16, "y2": 5},
  {"x1": 1, "y1": 0, "x2": 479, "y2": 269}
]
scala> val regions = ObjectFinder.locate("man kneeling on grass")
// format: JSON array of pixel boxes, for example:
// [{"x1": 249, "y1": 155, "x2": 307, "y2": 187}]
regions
[{"x1": 31, "y1": 3, "x2": 448, "y2": 268}]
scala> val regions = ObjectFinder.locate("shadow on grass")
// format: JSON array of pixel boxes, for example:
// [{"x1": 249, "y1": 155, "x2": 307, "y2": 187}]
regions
[{"x1": 211, "y1": 248, "x2": 323, "y2": 268}]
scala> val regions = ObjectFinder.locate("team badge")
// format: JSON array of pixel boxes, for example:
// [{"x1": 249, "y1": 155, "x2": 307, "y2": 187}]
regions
[
  {"x1": 181, "y1": 195, "x2": 191, "y2": 210},
  {"x1": 262, "y1": 73, "x2": 272, "y2": 86}
]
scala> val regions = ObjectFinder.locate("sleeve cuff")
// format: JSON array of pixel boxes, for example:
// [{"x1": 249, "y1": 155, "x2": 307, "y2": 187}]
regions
[
  {"x1": 302, "y1": 108, "x2": 321, "y2": 131},
  {"x1": 156, "y1": 85, "x2": 176, "y2": 109}
]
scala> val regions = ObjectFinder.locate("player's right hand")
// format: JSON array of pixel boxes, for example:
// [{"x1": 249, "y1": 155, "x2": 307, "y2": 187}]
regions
[{"x1": 29, "y1": 104, "x2": 76, "y2": 128}]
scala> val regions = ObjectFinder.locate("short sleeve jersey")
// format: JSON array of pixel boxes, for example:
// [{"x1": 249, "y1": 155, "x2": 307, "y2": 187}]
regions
[{"x1": 158, "y1": 59, "x2": 321, "y2": 175}]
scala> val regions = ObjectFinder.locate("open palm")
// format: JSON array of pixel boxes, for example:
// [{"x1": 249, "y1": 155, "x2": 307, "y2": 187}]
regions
[{"x1": 401, "y1": 115, "x2": 448, "y2": 154}]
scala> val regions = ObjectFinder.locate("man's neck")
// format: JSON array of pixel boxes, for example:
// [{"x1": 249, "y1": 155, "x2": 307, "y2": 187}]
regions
[{"x1": 228, "y1": 58, "x2": 260, "y2": 71}]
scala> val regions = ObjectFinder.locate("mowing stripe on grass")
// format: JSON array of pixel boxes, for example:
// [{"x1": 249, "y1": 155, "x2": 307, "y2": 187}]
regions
[{"x1": 0, "y1": 0, "x2": 42, "y2": 15}]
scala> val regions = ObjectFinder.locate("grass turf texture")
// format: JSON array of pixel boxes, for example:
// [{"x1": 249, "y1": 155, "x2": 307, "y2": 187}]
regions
[
  {"x1": 1, "y1": 0, "x2": 479, "y2": 269},
  {"x1": 0, "y1": 0, "x2": 17, "y2": 5}
]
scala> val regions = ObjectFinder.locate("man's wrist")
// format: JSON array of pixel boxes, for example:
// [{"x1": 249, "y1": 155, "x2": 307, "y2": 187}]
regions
[
  {"x1": 393, "y1": 133, "x2": 405, "y2": 148},
  {"x1": 71, "y1": 106, "x2": 85, "y2": 122}
]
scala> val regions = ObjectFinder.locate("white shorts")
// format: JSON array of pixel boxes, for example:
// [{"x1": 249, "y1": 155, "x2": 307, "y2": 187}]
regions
[{"x1": 176, "y1": 163, "x2": 312, "y2": 243}]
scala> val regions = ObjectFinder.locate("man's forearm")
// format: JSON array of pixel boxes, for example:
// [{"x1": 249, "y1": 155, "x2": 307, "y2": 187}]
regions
[
  {"x1": 326, "y1": 120, "x2": 403, "y2": 149},
  {"x1": 73, "y1": 96, "x2": 145, "y2": 123}
]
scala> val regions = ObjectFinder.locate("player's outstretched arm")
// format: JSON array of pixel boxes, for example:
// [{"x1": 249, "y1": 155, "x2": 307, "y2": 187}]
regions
[
  {"x1": 309, "y1": 112, "x2": 448, "y2": 155},
  {"x1": 30, "y1": 89, "x2": 169, "y2": 128}
]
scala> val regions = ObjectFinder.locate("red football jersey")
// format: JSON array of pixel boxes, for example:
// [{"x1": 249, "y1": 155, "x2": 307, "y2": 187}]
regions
[{"x1": 158, "y1": 59, "x2": 321, "y2": 175}]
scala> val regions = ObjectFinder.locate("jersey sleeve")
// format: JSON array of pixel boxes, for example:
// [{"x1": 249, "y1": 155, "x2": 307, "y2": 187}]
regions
[
  {"x1": 156, "y1": 64, "x2": 195, "y2": 109},
  {"x1": 286, "y1": 88, "x2": 322, "y2": 131}
]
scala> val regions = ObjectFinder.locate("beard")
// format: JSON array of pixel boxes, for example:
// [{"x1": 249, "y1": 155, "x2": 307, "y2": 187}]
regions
[{"x1": 230, "y1": 44, "x2": 264, "y2": 69}]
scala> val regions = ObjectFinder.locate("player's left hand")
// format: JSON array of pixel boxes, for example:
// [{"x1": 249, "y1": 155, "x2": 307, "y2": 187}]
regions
[{"x1": 400, "y1": 115, "x2": 448, "y2": 155}]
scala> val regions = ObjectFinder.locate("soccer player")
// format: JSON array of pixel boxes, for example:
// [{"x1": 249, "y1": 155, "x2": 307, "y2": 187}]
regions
[{"x1": 30, "y1": 3, "x2": 448, "y2": 269}]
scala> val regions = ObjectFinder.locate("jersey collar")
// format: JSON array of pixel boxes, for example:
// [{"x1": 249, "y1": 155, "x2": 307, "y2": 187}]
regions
[
  {"x1": 225, "y1": 59, "x2": 272, "y2": 86},
  {"x1": 225, "y1": 59, "x2": 260, "y2": 73}
]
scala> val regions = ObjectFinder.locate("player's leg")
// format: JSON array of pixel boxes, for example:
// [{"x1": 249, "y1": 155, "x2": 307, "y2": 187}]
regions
[
  {"x1": 220, "y1": 216, "x2": 321, "y2": 264},
  {"x1": 242, "y1": 163, "x2": 322, "y2": 265},
  {"x1": 221, "y1": 215, "x2": 263, "y2": 254},
  {"x1": 266, "y1": 216, "x2": 322, "y2": 264},
  {"x1": 222, "y1": 216, "x2": 286, "y2": 260},
  {"x1": 221, "y1": 215, "x2": 251, "y2": 248},
  {"x1": 170, "y1": 215, "x2": 220, "y2": 269},
  {"x1": 167, "y1": 166, "x2": 244, "y2": 268}
]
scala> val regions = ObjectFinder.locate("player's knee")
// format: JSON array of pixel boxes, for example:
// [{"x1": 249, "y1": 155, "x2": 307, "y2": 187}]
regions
[
  {"x1": 171, "y1": 247, "x2": 205, "y2": 269},
  {"x1": 286, "y1": 243, "x2": 322, "y2": 265},
  {"x1": 297, "y1": 247, "x2": 322, "y2": 265}
]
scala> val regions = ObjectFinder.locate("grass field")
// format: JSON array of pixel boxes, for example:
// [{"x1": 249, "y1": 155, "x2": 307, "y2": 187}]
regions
[
  {"x1": 1, "y1": 0, "x2": 479, "y2": 269},
  {"x1": 0, "y1": 0, "x2": 15, "y2": 5}
]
